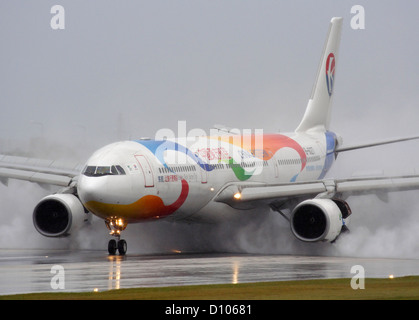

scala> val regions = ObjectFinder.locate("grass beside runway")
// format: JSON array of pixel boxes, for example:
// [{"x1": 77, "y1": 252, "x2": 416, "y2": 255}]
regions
[{"x1": 2, "y1": 276, "x2": 419, "y2": 300}]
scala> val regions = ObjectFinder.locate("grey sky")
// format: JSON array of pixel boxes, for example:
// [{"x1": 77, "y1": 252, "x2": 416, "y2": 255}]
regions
[{"x1": 1, "y1": 0, "x2": 418, "y2": 166}]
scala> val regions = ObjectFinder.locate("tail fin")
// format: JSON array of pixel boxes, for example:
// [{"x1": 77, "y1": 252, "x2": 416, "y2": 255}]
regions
[{"x1": 295, "y1": 17, "x2": 343, "y2": 133}]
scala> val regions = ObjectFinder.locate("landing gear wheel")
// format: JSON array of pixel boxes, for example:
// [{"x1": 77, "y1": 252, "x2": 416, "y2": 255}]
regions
[
  {"x1": 118, "y1": 239, "x2": 127, "y2": 255},
  {"x1": 108, "y1": 239, "x2": 117, "y2": 255},
  {"x1": 105, "y1": 218, "x2": 128, "y2": 255}
]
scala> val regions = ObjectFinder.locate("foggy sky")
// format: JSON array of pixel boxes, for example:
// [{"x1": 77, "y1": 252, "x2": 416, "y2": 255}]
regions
[
  {"x1": 1, "y1": 1, "x2": 418, "y2": 157},
  {"x1": 1, "y1": 1, "x2": 419, "y2": 257}
]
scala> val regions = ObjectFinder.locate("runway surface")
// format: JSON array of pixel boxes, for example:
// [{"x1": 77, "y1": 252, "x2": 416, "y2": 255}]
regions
[{"x1": 1, "y1": 249, "x2": 419, "y2": 295}]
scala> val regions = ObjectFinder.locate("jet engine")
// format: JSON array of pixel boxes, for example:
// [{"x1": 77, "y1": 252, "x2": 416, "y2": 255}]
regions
[
  {"x1": 33, "y1": 194, "x2": 91, "y2": 237},
  {"x1": 290, "y1": 198, "x2": 351, "y2": 242}
]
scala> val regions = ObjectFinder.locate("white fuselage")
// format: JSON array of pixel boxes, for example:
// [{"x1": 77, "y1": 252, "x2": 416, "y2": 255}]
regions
[{"x1": 78, "y1": 131, "x2": 337, "y2": 223}]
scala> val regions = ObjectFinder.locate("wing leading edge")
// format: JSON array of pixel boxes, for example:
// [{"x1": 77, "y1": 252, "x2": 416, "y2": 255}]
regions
[
  {"x1": 0, "y1": 154, "x2": 82, "y2": 187},
  {"x1": 215, "y1": 174, "x2": 419, "y2": 207}
]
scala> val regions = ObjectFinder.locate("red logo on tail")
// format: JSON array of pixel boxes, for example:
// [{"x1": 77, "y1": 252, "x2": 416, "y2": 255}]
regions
[{"x1": 325, "y1": 53, "x2": 335, "y2": 97}]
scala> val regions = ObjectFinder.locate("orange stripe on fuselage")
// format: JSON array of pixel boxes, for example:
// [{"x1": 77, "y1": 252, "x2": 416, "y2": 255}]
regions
[
  {"x1": 84, "y1": 179, "x2": 189, "y2": 222},
  {"x1": 212, "y1": 134, "x2": 307, "y2": 171}
]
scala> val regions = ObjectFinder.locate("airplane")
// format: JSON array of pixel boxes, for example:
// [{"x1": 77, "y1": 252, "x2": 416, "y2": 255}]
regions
[{"x1": 2, "y1": 17, "x2": 419, "y2": 255}]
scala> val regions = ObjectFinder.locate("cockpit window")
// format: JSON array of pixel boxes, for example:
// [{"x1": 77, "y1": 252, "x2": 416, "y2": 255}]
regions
[
  {"x1": 111, "y1": 165, "x2": 118, "y2": 175},
  {"x1": 84, "y1": 166, "x2": 97, "y2": 176},
  {"x1": 96, "y1": 166, "x2": 112, "y2": 176},
  {"x1": 83, "y1": 165, "x2": 126, "y2": 177},
  {"x1": 115, "y1": 165, "x2": 126, "y2": 175}
]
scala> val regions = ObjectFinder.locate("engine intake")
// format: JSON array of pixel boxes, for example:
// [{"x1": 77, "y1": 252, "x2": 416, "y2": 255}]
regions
[
  {"x1": 33, "y1": 194, "x2": 90, "y2": 237},
  {"x1": 291, "y1": 198, "x2": 350, "y2": 242}
]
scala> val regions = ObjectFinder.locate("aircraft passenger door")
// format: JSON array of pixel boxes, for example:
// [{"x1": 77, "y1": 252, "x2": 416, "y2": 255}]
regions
[
  {"x1": 135, "y1": 155, "x2": 155, "y2": 187},
  {"x1": 273, "y1": 158, "x2": 279, "y2": 178}
]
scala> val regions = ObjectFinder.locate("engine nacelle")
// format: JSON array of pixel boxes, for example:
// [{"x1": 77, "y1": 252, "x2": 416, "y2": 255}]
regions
[
  {"x1": 33, "y1": 194, "x2": 91, "y2": 237},
  {"x1": 291, "y1": 198, "x2": 350, "y2": 242}
]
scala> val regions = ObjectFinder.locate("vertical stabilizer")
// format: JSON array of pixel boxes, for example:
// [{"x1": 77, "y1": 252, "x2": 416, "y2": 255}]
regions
[{"x1": 295, "y1": 17, "x2": 343, "y2": 133}]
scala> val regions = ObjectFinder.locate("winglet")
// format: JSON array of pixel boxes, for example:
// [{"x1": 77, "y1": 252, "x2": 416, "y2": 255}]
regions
[{"x1": 295, "y1": 17, "x2": 343, "y2": 133}]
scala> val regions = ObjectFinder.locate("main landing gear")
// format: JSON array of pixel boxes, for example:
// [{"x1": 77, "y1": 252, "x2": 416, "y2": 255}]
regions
[{"x1": 105, "y1": 218, "x2": 128, "y2": 255}]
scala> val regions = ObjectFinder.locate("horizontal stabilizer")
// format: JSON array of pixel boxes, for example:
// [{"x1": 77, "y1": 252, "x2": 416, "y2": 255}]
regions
[{"x1": 336, "y1": 135, "x2": 419, "y2": 153}]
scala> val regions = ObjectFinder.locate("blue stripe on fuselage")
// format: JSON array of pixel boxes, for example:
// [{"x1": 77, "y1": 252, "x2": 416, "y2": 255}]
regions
[
  {"x1": 134, "y1": 140, "x2": 213, "y2": 171},
  {"x1": 318, "y1": 131, "x2": 336, "y2": 179}
]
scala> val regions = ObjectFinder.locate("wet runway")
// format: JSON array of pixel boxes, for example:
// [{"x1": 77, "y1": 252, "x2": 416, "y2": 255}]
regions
[{"x1": 1, "y1": 249, "x2": 419, "y2": 295}]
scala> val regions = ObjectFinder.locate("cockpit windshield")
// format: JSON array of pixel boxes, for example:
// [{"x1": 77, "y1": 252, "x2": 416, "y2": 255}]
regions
[{"x1": 83, "y1": 165, "x2": 126, "y2": 177}]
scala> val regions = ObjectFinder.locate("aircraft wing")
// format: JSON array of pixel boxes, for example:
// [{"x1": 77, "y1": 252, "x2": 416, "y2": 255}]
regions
[
  {"x1": 215, "y1": 174, "x2": 419, "y2": 207},
  {"x1": 0, "y1": 154, "x2": 82, "y2": 187}
]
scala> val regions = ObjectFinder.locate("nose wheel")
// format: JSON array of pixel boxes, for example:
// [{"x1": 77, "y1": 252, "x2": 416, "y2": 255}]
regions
[
  {"x1": 108, "y1": 238, "x2": 127, "y2": 255},
  {"x1": 105, "y1": 218, "x2": 128, "y2": 255}
]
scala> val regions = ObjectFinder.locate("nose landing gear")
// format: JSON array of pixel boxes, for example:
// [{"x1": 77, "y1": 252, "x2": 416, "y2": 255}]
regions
[
  {"x1": 105, "y1": 218, "x2": 128, "y2": 255},
  {"x1": 107, "y1": 238, "x2": 127, "y2": 255}
]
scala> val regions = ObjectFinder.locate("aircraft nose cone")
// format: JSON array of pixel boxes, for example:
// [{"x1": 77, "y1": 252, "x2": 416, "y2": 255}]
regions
[{"x1": 78, "y1": 175, "x2": 108, "y2": 204}]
